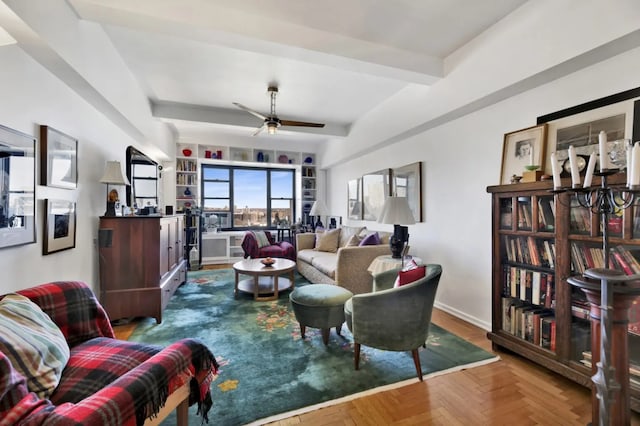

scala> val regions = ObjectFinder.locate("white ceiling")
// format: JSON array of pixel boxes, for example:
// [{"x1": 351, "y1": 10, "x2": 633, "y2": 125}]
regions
[{"x1": 67, "y1": 0, "x2": 528, "y2": 144}]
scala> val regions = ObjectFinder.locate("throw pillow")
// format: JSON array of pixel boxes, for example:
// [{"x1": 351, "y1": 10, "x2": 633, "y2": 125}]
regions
[
  {"x1": 393, "y1": 259, "x2": 419, "y2": 288},
  {"x1": 314, "y1": 228, "x2": 341, "y2": 253},
  {"x1": 253, "y1": 231, "x2": 271, "y2": 248},
  {"x1": 0, "y1": 294, "x2": 71, "y2": 398},
  {"x1": 346, "y1": 234, "x2": 361, "y2": 246},
  {"x1": 397, "y1": 264, "x2": 427, "y2": 287},
  {"x1": 339, "y1": 226, "x2": 365, "y2": 248},
  {"x1": 359, "y1": 231, "x2": 381, "y2": 246}
]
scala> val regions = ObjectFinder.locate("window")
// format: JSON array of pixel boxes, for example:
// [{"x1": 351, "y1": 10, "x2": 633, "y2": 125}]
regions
[{"x1": 201, "y1": 164, "x2": 295, "y2": 230}]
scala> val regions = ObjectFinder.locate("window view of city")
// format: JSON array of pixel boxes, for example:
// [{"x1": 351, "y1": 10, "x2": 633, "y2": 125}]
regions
[{"x1": 201, "y1": 165, "x2": 294, "y2": 229}]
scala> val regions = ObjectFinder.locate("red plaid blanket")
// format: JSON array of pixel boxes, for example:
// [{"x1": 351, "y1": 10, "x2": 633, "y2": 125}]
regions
[{"x1": 0, "y1": 281, "x2": 218, "y2": 425}]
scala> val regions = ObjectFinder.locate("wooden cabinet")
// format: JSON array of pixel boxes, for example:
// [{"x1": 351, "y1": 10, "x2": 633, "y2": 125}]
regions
[
  {"x1": 487, "y1": 175, "x2": 640, "y2": 412},
  {"x1": 99, "y1": 215, "x2": 187, "y2": 323}
]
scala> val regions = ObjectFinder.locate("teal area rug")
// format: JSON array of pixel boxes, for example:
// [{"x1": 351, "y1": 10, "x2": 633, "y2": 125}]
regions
[{"x1": 128, "y1": 269, "x2": 498, "y2": 425}]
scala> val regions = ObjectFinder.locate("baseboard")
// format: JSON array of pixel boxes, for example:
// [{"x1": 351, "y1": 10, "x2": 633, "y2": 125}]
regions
[{"x1": 434, "y1": 301, "x2": 491, "y2": 331}]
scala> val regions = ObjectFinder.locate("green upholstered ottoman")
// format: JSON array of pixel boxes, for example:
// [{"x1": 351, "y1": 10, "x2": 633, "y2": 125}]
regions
[{"x1": 289, "y1": 284, "x2": 353, "y2": 345}]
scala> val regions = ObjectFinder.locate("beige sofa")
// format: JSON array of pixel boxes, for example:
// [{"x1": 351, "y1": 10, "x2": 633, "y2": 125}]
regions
[{"x1": 296, "y1": 226, "x2": 391, "y2": 294}]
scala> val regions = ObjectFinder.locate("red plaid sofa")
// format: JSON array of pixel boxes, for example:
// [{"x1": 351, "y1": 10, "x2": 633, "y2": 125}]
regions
[
  {"x1": 0, "y1": 281, "x2": 218, "y2": 426},
  {"x1": 241, "y1": 231, "x2": 296, "y2": 261}
]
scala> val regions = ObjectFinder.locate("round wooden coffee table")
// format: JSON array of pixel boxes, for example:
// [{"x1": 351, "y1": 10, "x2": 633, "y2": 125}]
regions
[{"x1": 233, "y1": 258, "x2": 296, "y2": 301}]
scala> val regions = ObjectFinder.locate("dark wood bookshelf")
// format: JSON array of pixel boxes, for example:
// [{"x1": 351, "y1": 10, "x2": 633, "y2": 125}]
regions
[{"x1": 487, "y1": 172, "x2": 640, "y2": 412}]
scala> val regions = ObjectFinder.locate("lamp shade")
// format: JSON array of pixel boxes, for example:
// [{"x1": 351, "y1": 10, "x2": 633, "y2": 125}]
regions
[
  {"x1": 309, "y1": 200, "x2": 328, "y2": 216},
  {"x1": 377, "y1": 196, "x2": 415, "y2": 225},
  {"x1": 99, "y1": 161, "x2": 130, "y2": 185}
]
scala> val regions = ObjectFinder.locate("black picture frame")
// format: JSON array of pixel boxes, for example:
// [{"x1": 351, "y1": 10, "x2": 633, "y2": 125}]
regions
[{"x1": 43, "y1": 198, "x2": 76, "y2": 255}]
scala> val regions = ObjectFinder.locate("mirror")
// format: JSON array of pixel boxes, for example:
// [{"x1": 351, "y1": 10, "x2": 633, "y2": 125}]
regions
[
  {"x1": 0, "y1": 125, "x2": 36, "y2": 248},
  {"x1": 125, "y1": 146, "x2": 158, "y2": 210}
]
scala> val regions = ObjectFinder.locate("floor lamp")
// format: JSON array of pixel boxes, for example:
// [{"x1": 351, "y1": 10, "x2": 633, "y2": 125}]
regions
[
  {"x1": 99, "y1": 161, "x2": 130, "y2": 216},
  {"x1": 377, "y1": 196, "x2": 415, "y2": 259}
]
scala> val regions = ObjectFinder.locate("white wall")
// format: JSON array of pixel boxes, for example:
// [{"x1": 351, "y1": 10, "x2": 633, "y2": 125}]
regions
[
  {"x1": 0, "y1": 44, "x2": 148, "y2": 294},
  {"x1": 328, "y1": 46, "x2": 640, "y2": 330}
]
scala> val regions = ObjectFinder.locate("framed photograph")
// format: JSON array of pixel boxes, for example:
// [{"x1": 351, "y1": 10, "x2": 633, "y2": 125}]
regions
[
  {"x1": 0, "y1": 125, "x2": 36, "y2": 249},
  {"x1": 347, "y1": 178, "x2": 362, "y2": 220},
  {"x1": 392, "y1": 162, "x2": 423, "y2": 222},
  {"x1": 40, "y1": 125, "x2": 78, "y2": 189},
  {"x1": 43, "y1": 199, "x2": 76, "y2": 255},
  {"x1": 500, "y1": 124, "x2": 547, "y2": 185},
  {"x1": 362, "y1": 169, "x2": 391, "y2": 221},
  {"x1": 537, "y1": 89, "x2": 640, "y2": 173}
]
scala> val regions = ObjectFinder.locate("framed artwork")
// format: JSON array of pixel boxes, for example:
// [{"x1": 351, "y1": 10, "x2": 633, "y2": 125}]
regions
[
  {"x1": 347, "y1": 178, "x2": 362, "y2": 220},
  {"x1": 500, "y1": 124, "x2": 548, "y2": 185},
  {"x1": 0, "y1": 125, "x2": 36, "y2": 249},
  {"x1": 43, "y1": 199, "x2": 76, "y2": 255},
  {"x1": 362, "y1": 169, "x2": 391, "y2": 221},
  {"x1": 40, "y1": 125, "x2": 78, "y2": 189},
  {"x1": 391, "y1": 161, "x2": 423, "y2": 222},
  {"x1": 537, "y1": 88, "x2": 640, "y2": 173}
]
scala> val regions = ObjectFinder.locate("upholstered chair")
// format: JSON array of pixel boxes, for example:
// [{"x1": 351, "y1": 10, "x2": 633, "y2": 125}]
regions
[{"x1": 344, "y1": 264, "x2": 442, "y2": 381}]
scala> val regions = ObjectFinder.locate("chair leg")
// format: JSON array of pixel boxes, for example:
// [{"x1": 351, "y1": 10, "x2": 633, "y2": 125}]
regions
[
  {"x1": 412, "y1": 349, "x2": 423, "y2": 382},
  {"x1": 354, "y1": 343, "x2": 361, "y2": 370},
  {"x1": 321, "y1": 328, "x2": 330, "y2": 345},
  {"x1": 300, "y1": 324, "x2": 306, "y2": 338}
]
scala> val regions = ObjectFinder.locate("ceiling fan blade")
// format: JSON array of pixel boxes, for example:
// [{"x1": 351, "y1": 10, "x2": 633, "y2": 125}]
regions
[
  {"x1": 233, "y1": 102, "x2": 267, "y2": 120},
  {"x1": 280, "y1": 119, "x2": 325, "y2": 128},
  {"x1": 252, "y1": 124, "x2": 266, "y2": 136}
]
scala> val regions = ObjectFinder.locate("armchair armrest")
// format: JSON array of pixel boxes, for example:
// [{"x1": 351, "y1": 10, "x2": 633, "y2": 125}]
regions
[
  {"x1": 6, "y1": 338, "x2": 218, "y2": 426},
  {"x1": 372, "y1": 268, "x2": 401, "y2": 292},
  {"x1": 16, "y1": 281, "x2": 114, "y2": 347}
]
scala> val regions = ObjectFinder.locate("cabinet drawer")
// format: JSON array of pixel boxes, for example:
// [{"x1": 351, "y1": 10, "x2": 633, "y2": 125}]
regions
[{"x1": 161, "y1": 259, "x2": 187, "y2": 311}]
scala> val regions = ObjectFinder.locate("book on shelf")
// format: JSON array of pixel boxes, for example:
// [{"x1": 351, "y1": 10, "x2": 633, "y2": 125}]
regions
[{"x1": 538, "y1": 198, "x2": 555, "y2": 231}]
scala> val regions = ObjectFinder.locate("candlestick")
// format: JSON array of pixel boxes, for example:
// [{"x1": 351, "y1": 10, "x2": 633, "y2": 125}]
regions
[
  {"x1": 599, "y1": 130, "x2": 609, "y2": 171},
  {"x1": 550, "y1": 152, "x2": 561, "y2": 189},
  {"x1": 583, "y1": 152, "x2": 597, "y2": 188},
  {"x1": 569, "y1": 146, "x2": 581, "y2": 187},
  {"x1": 632, "y1": 142, "x2": 640, "y2": 187},
  {"x1": 627, "y1": 143, "x2": 633, "y2": 187}
]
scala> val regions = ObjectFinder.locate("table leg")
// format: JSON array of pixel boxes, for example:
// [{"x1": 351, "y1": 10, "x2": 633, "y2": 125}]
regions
[
  {"x1": 273, "y1": 275, "x2": 279, "y2": 299},
  {"x1": 253, "y1": 275, "x2": 259, "y2": 300},
  {"x1": 234, "y1": 270, "x2": 239, "y2": 298}
]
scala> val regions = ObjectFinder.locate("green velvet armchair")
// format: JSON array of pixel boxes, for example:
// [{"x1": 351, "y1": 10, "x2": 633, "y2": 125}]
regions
[{"x1": 344, "y1": 264, "x2": 442, "y2": 381}]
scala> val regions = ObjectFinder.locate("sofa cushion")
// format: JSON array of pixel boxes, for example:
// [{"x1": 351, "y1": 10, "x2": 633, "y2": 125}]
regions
[
  {"x1": 315, "y1": 228, "x2": 341, "y2": 253},
  {"x1": 50, "y1": 336, "x2": 161, "y2": 405},
  {"x1": 310, "y1": 252, "x2": 338, "y2": 279},
  {"x1": 0, "y1": 294, "x2": 70, "y2": 399},
  {"x1": 359, "y1": 231, "x2": 381, "y2": 246},
  {"x1": 346, "y1": 234, "x2": 361, "y2": 246},
  {"x1": 339, "y1": 226, "x2": 365, "y2": 248}
]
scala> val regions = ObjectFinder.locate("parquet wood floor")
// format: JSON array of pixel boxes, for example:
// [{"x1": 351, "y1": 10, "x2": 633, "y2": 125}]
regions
[{"x1": 112, "y1": 266, "x2": 640, "y2": 425}]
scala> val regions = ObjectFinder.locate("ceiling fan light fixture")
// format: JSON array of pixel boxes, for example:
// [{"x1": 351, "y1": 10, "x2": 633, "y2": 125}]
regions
[{"x1": 267, "y1": 122, "x2": 278, "y2": 135}]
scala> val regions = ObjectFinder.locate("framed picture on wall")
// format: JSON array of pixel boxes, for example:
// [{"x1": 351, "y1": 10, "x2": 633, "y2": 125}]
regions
[
  {"x1": 499, "y1": 124, "x2": 547, "y2": 185},
  {"x1": 43, "y1": 199, "x2": 76, "y2": 255},
  {"x1": 362, "y1": 169, "x2": 391, "y2": 221},
  {"x1": 0, "y1": 125, "x2": 36, "y2": 249},
  {"x1": 40, "y1": 125, "x2": 78, "y2": 189},
  {"x1": 391, "y1": 161, "x2": 423, "y2": 222},
  {"x1": 347, "y1": 178, "x2": 362, "y2": 220}
]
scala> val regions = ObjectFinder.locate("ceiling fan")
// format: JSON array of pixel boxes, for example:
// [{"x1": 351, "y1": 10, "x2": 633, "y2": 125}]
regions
[{"x1": 233, "y1": 86, "x2": 325, "y2": 136}]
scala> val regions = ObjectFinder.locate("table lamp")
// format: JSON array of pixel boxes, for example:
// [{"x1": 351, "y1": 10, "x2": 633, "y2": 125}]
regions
[
  {"x1": 377, "y1": 196, "x2": 415, "y2": 259},
  {"x1": 309, "y1": 199, "x2": 328, "y2": 231},
  {"x1": 99, "y1": 161, "x2": 130, "y2": 216}
]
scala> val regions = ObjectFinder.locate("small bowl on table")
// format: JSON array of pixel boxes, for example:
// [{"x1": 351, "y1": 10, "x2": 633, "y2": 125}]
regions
[{"x1": 261, "y1": 258, "x2": 276, "y2": 267}]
